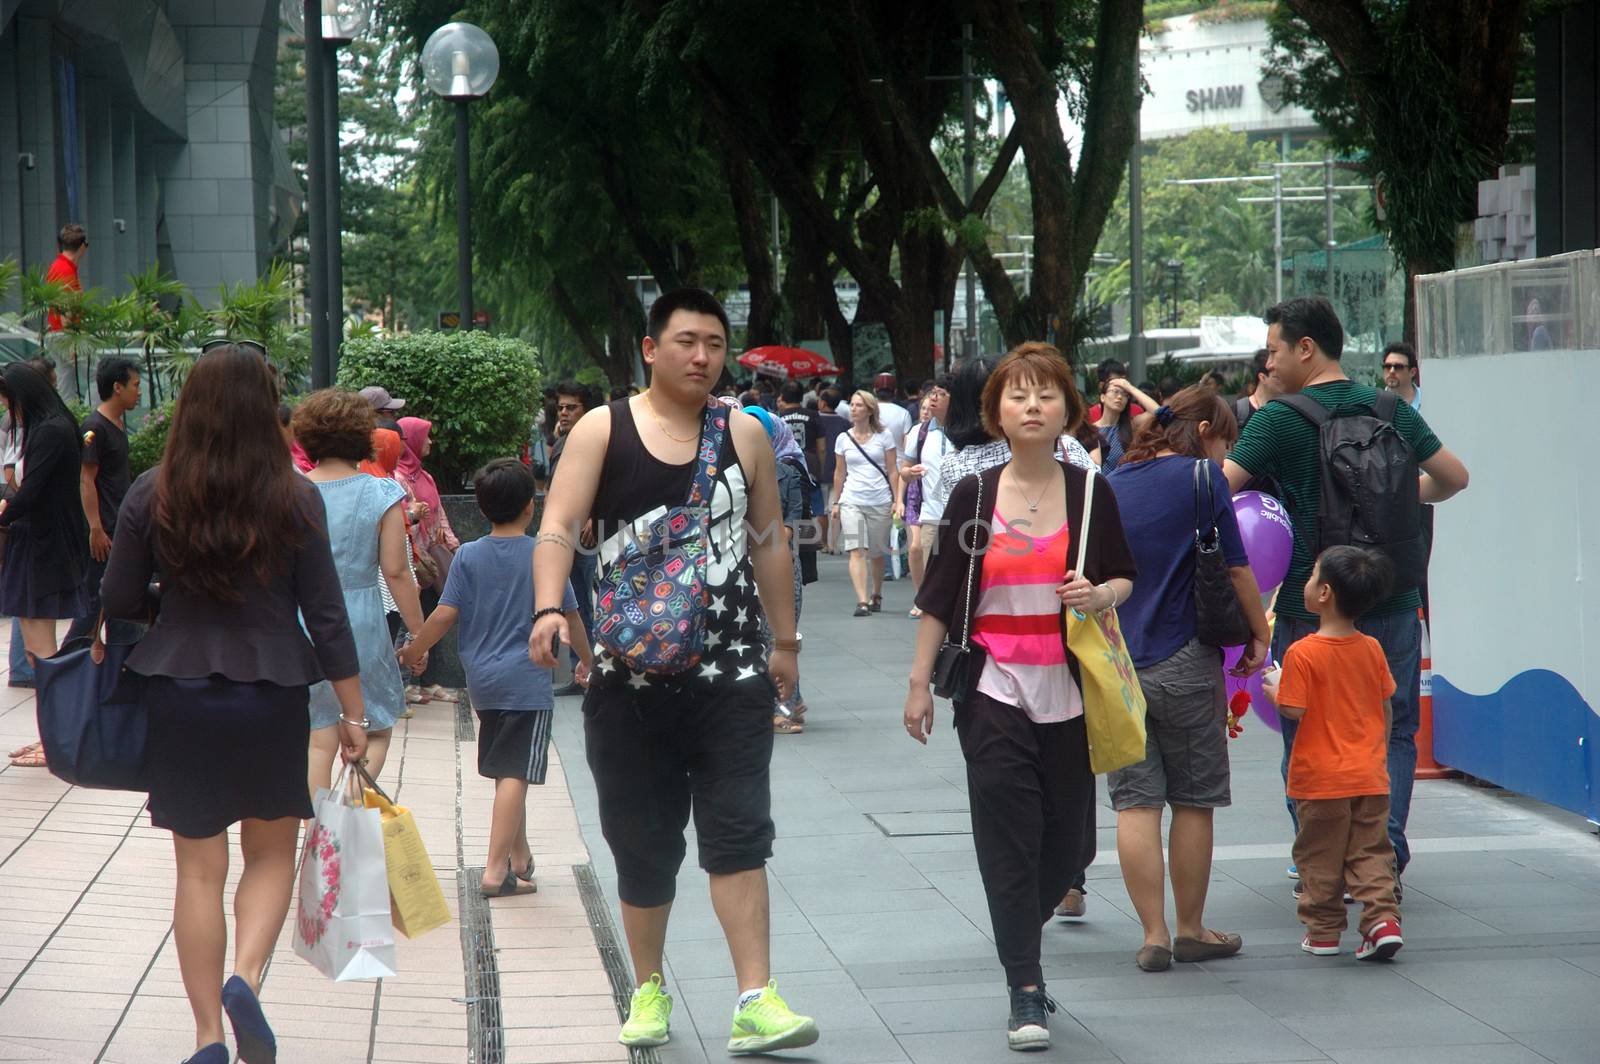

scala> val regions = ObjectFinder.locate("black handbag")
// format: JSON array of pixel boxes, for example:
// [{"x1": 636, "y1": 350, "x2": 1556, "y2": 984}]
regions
[
  {"x1": 1192, "y1": 459, "x2": 1250, "y2": 648},
  {"x1": 34, "y1": 617, "x2": 149, "y2": 791},
  {"x1": 932, "y1": 473, "x2": 983, "y2": 699}
]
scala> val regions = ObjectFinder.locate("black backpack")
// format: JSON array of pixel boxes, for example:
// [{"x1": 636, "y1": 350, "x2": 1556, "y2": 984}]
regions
[{"x1": 1277, "y1": 390, "x2": 1424, "y2": 591}]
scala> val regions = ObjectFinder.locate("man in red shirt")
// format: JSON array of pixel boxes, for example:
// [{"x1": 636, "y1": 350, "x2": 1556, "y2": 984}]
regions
[{"x1": 44, "y1": 223, "x2": 87, "y2": 333}]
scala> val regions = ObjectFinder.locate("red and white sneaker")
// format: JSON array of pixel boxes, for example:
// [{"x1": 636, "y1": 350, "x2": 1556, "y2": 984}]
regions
[
  {"x1": 1300, "y1": 936, "x2": 1341, "y2": 956},
  {"x1": 1356, "y1": 920, "x2": 1403, "y2": 962}
]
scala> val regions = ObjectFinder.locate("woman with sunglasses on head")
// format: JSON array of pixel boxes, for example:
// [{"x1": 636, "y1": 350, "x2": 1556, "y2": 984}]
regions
[
  {"x1": 906, "y1": 343, "x2": 1137, "y2": 1052},
  {"x1": 0, "y1": 363, "x2": 90, "y2": 768},
  {"x1": 101, "y1": 344, "x2": 367, "y2": 1064}
]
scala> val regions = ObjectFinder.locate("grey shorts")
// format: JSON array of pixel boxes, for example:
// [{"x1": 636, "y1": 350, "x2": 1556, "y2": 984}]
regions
[{"x1": 1107, "y1": 638, "x2": 1231, "y2": 811}]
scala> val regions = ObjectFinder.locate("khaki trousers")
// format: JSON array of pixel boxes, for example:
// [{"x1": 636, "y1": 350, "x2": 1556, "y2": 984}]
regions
[{"x1": 1292, "y1": 794, "x2": 1399, "y2": 938}]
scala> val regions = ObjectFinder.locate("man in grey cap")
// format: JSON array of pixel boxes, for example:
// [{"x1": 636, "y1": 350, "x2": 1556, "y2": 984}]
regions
[{"x1": 360, "y1": 385, "x2": 406, "y2": 433}]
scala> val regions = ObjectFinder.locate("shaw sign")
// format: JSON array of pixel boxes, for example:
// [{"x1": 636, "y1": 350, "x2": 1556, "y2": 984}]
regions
[{"x1": 1186, "y1": 84, "x2": 1244, "y2": 112}]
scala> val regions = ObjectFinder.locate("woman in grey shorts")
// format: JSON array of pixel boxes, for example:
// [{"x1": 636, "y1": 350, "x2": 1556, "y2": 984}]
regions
[{"x1": 1103, "y1": 387, "x2": 1271, "y2": 972}]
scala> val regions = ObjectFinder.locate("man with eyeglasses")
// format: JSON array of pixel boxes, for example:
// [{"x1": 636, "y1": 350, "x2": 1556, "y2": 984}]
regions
[{"x1": 1381, "y1": 343, "x2": 1420, "y2": 412}]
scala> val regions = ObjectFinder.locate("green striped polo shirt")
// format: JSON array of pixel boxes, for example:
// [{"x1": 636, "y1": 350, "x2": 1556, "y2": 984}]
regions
[{"x1": 1228, "y1": 379, "x2": 1442, "y2": 621}]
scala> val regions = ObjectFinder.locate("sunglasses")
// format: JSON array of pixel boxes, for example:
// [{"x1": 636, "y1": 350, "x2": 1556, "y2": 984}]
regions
[
  {"x1": 200, "y1": 338, "x2": 269, "y2": 359},
  {"x1": 1382, "y1": 362, "x2": 1410, "y2": 371}
]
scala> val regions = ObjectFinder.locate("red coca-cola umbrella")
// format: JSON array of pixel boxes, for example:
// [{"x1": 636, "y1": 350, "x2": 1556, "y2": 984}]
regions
[{"x1": 738, "y1": 345, "x2": 841, "y2": 380}]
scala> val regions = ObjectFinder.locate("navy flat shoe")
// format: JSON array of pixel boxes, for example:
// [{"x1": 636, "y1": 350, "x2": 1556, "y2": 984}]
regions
[
  {"x1": 181, "y1": 1043, "x2": 228, "y2": 1064},
  {"x1": 222, "y1": 975, "x2": 276, "y2": 1064}
]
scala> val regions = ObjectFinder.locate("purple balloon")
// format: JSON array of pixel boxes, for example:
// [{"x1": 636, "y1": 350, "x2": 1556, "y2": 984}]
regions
[
  {"x1": 1221, "y1": 644, "x2": 1281, "y2": 732},
  {"x1": 1232, "y1": 491, "x2": 1294, "y2": 594}
]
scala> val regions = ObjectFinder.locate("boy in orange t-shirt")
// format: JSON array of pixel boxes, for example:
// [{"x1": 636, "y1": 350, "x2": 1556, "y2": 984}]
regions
[{"x1": 1267, "y1": 545, "x2": 1402, "y2": 961}]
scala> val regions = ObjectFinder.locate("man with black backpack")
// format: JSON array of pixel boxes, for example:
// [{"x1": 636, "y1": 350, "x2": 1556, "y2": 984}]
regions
[{"x1": 1223, "y1": 297, "x2": 1469, "y2": 893}]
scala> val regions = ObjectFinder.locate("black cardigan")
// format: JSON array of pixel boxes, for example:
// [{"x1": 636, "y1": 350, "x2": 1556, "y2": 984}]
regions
[
  {"x1": 0, "y1": 414, "x2": 90, "y2": 598},
  {"x1": 914, "y1": 460, "x2": 1139, "y2": 704}
]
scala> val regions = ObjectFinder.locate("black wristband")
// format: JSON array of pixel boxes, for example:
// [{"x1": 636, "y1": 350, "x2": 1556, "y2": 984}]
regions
[{"x1": 533, "y1": 606, "x2": 565, "y2": 624}]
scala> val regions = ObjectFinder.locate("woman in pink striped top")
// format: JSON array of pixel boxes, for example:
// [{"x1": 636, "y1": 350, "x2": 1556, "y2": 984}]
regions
[{"x1": 906, "y1": 343, "x2": 1137, "y2": 1052}]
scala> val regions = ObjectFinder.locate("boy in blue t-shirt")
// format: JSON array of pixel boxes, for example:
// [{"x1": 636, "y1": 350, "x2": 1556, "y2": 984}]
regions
[{"x1": 402, "y1": 458, "x2": 592, "y2": 897}]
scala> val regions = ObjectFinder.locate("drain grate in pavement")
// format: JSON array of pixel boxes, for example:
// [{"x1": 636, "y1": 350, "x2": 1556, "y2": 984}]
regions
[
  {"x1": 575, "y1": 863, "x2": 660, "y2": 1064},
  {"x1": 865, "y1": 810, "x2": 973, "y2": 837},
  {"x1": 455, "y1": 691, "x2": 476, "y2": 742},
  {"x1": 458, "y1": 867, "x2": 504, "y2": 1064}
]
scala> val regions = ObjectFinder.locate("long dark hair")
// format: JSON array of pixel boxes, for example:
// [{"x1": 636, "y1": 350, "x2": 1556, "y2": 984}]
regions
[
  {"x1": 943, "y1": 356, "x2": 997, "y2": 449},
  {"x1": 154, "y1": 345, "x2": 304, "y2": 601},
  {"x1": 0, "y1": 362, "x2": 75, "y2": 436},
  {"x1": 1121, "y1": 385, "x2": 1238, "y2": 465},
  {"x1": 1097, "y1": 377, "x2": 1135, "y2": 452}
]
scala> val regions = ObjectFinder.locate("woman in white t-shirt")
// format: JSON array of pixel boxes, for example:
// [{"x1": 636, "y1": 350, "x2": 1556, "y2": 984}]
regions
[
  {"x1": 831, "y1": 390, "x2": 901, "y2": 617},
  {"x1": 898, "y1": 382, "x2": 950, "y2": 617}
]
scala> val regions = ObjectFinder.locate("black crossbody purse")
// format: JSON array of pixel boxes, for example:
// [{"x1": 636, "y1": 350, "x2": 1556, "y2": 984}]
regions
[
  {"x1": 1192, "y1": 459, "x2": 1250, "y2": 647},
  {"x1": 931, "y1": 473, "x2": 983, "y2": 699}
]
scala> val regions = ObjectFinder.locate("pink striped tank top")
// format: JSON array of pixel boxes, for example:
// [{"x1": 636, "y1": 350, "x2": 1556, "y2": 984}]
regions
[{"x1": 971, "y1": 510, "x2": 1083, "y2": 724}]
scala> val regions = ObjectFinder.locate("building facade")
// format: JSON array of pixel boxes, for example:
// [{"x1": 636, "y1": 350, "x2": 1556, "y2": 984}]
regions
[{"x1": 0, "y1": 0, "x2": 295, "y2": 305}]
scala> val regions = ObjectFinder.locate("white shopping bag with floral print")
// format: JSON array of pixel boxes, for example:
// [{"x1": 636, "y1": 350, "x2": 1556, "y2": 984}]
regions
[{"x1": 293, "y1": 762, "x2": 396, "y2": 981}]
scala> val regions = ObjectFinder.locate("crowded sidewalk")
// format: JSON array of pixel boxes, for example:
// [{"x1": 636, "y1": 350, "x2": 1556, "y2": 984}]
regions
[
  {"x1": 557, "y1": 556, "x2": 1600, "y2": 1064},
  {"x1": 0, "y1": 631, "x2": 626, "y2": 1064}
]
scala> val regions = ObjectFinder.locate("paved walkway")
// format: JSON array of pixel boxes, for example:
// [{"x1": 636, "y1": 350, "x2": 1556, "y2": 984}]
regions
[
  {"x1": 555, "y1": 554, "x2": 1600, "y2": 1064},
  {"x1": 0, "y1": 623, "x2": 626, "y2": 1064}
]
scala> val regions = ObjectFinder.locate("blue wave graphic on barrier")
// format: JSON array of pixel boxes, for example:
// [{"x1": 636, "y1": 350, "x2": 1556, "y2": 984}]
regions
[{"x1": 1433, "y1": 670, "x2": 1599, "y2": 821}]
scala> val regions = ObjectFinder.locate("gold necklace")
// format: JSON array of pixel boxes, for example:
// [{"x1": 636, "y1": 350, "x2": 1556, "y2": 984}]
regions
[{"x1": 641, "y1": 390, "x2": 699, "y2": 443}]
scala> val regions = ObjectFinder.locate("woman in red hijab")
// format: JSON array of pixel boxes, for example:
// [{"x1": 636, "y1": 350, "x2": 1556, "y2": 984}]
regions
[
  {"x1": 396, "y1": 417, "x2": 459, "y2": 702},
  {"x1": 360, "y1": 427, "x2": 403, "y2": 479}
]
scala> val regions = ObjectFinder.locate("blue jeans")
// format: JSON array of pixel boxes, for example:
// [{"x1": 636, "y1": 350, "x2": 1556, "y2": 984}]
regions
[
  {"x1": 570, "y1": 551, "x2": 598, "y2": 671},
  {"x1": 9, "y1": 618, "x2": 32, "y2": 683},
  {"x1": 1275, "y1": 609, "x2": 1422, "y2": 874}
]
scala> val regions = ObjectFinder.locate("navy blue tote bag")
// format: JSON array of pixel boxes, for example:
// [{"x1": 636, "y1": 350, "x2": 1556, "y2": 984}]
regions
[{"x1": 35, "y1": 630, "x2": 149, "y2": 791}]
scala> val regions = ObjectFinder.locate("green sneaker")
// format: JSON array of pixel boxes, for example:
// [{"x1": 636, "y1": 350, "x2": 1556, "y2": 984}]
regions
[
  {"x1": 618, "y1": 973, "x2": 672, "y2": 1047},
  {"x1": 727, "y1": 980, "x2": 819, "y2": 1055}
]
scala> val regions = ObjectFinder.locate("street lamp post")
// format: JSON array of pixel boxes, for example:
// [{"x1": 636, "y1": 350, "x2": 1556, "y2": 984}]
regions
[
  {"x1": 421, "y1": 22, "x2": 499, "y2": 333},
  {"x1": 1164, "y1": 258, "x2": 1183, "y2": 329},
  {"x1": 301, "y1": 0, "x2": 330, "y2": 385},
  {"x1": 320, "y1": 1, "x2": 369, "y2": 372}
]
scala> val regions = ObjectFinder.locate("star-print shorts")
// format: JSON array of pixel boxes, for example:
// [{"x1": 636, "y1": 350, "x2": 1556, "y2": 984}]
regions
[{"x1": 582, "y1": 664, "x2": 778, "y2": 908}]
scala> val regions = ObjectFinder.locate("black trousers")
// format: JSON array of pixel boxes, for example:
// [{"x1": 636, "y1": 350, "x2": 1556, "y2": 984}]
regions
[{"x1": 955, "y1": 692, "x2": 1095, "y2": 988}]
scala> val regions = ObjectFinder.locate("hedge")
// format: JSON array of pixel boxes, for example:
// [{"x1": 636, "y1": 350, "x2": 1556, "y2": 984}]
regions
[{"x1": 335, "y1": 331, "x2": 543, "y2": 491}]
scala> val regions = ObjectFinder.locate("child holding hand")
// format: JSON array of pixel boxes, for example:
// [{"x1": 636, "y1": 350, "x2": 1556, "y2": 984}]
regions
[
  {"x1": 401, "y1": 458, "x2": 593, "y2": 897},
  {"x1": 1266, "y1": 545, "x2": 1403, "y2": 961}
]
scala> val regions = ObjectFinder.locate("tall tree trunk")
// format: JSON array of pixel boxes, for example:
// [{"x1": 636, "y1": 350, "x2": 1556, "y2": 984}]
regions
[
  {"x1": 604, "y1": 271, "x2": 644, "y2": 389},
  {"x1": 721, "y1": 141, "x2": 780, "y2": 347}
]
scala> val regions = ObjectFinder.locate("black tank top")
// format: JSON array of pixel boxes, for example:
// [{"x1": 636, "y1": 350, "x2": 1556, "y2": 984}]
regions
[{"x1": 587, "y1": 398, "x2": 768, "y2": 690}]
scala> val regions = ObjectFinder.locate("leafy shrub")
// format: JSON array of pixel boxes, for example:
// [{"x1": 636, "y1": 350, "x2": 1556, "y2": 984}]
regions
[
  {"x1": 335, "y1": 331, "x2": 542, "y2": 491},
  {"x1": 127, "y1": 402, "x2": 175, "y2": 477}
]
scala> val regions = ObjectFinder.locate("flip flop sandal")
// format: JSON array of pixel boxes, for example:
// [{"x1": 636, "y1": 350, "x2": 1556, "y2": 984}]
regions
[
  {"x1": 482, "y1": 867, "x2": 537, "y2": 897},
  {"x1": 424, "y1": 685, "x2": 459, "y2": 703},
  {"x1": 404, "y1": 686, "x2": 428, "y2": 704},
  {"x1": 9, "y1": 747, "x2": 46, "y2": 768},
  {"x1": 773, "y1": 714, "x2": 804, "y2": 734},
  {"x1": 789, "y1": 702, "x2": 808, "y2": 722},
  {"x1": 869, "y1": 595, "x2": 883, "y2": 613},
  {"x1": 7, "y1": 741, "x2": 41, "y2": 759},
  {"x1": 908, "y1": 606, "x2": 923, "y2": 618},
  {"x1": 514, "y1": 857, "x2": 536, "y2": 883},
  {"x1": 853, "y1": 603, "x2": 871, "y2": 617}
]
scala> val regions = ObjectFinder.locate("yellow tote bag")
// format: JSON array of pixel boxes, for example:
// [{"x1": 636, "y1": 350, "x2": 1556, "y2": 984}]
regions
[
  {"x1": 1063, "y1": 474, "x2": 1148, "y2": 775},
  {"x1": 359, "y1": 769, "x2": 453, "y2": 939}
]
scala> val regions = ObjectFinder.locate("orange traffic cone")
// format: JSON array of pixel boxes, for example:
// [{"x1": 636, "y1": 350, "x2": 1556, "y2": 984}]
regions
[{"x1": 1414, "y1": 607, "x2": 1455, "y2": 779}]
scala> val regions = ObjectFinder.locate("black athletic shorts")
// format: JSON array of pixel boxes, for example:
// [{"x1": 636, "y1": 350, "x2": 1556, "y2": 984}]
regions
[
  {"x1": 476, "y1": 709, "x2": 553, "y2": 784},
  {"x1": 583, "y1": 668, "x2": 777, "y2": 908}
]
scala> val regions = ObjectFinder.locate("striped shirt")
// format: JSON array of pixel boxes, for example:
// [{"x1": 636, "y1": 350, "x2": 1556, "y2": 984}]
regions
[{"x1": 971, "y1": 510, "x2": 1083, "y2": 724}]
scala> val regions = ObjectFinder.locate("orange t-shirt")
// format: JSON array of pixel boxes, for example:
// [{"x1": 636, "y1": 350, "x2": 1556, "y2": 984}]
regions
[{"x1": 1278, "y1": 632, "x2": 1396, "y2": 800}]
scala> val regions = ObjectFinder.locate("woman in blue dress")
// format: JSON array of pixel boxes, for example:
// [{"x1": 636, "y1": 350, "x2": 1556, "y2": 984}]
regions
[{"x1": 293, "y1": 389, "x2": 427, "y2": 792}]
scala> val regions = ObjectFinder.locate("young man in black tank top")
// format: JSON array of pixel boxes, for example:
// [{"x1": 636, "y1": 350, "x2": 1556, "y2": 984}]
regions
[{"x1": 530, "y1": 290, "x2": 816, "y2": 1055}]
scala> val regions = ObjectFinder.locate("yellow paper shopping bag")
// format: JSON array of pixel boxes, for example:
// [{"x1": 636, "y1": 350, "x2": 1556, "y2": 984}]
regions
[
  {"x1": 1063, "y1": 473, "x2": 1147, "y2": 776},
  {"x1": 359, "y1": 770, "x2": 453, "y2": 939}
]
